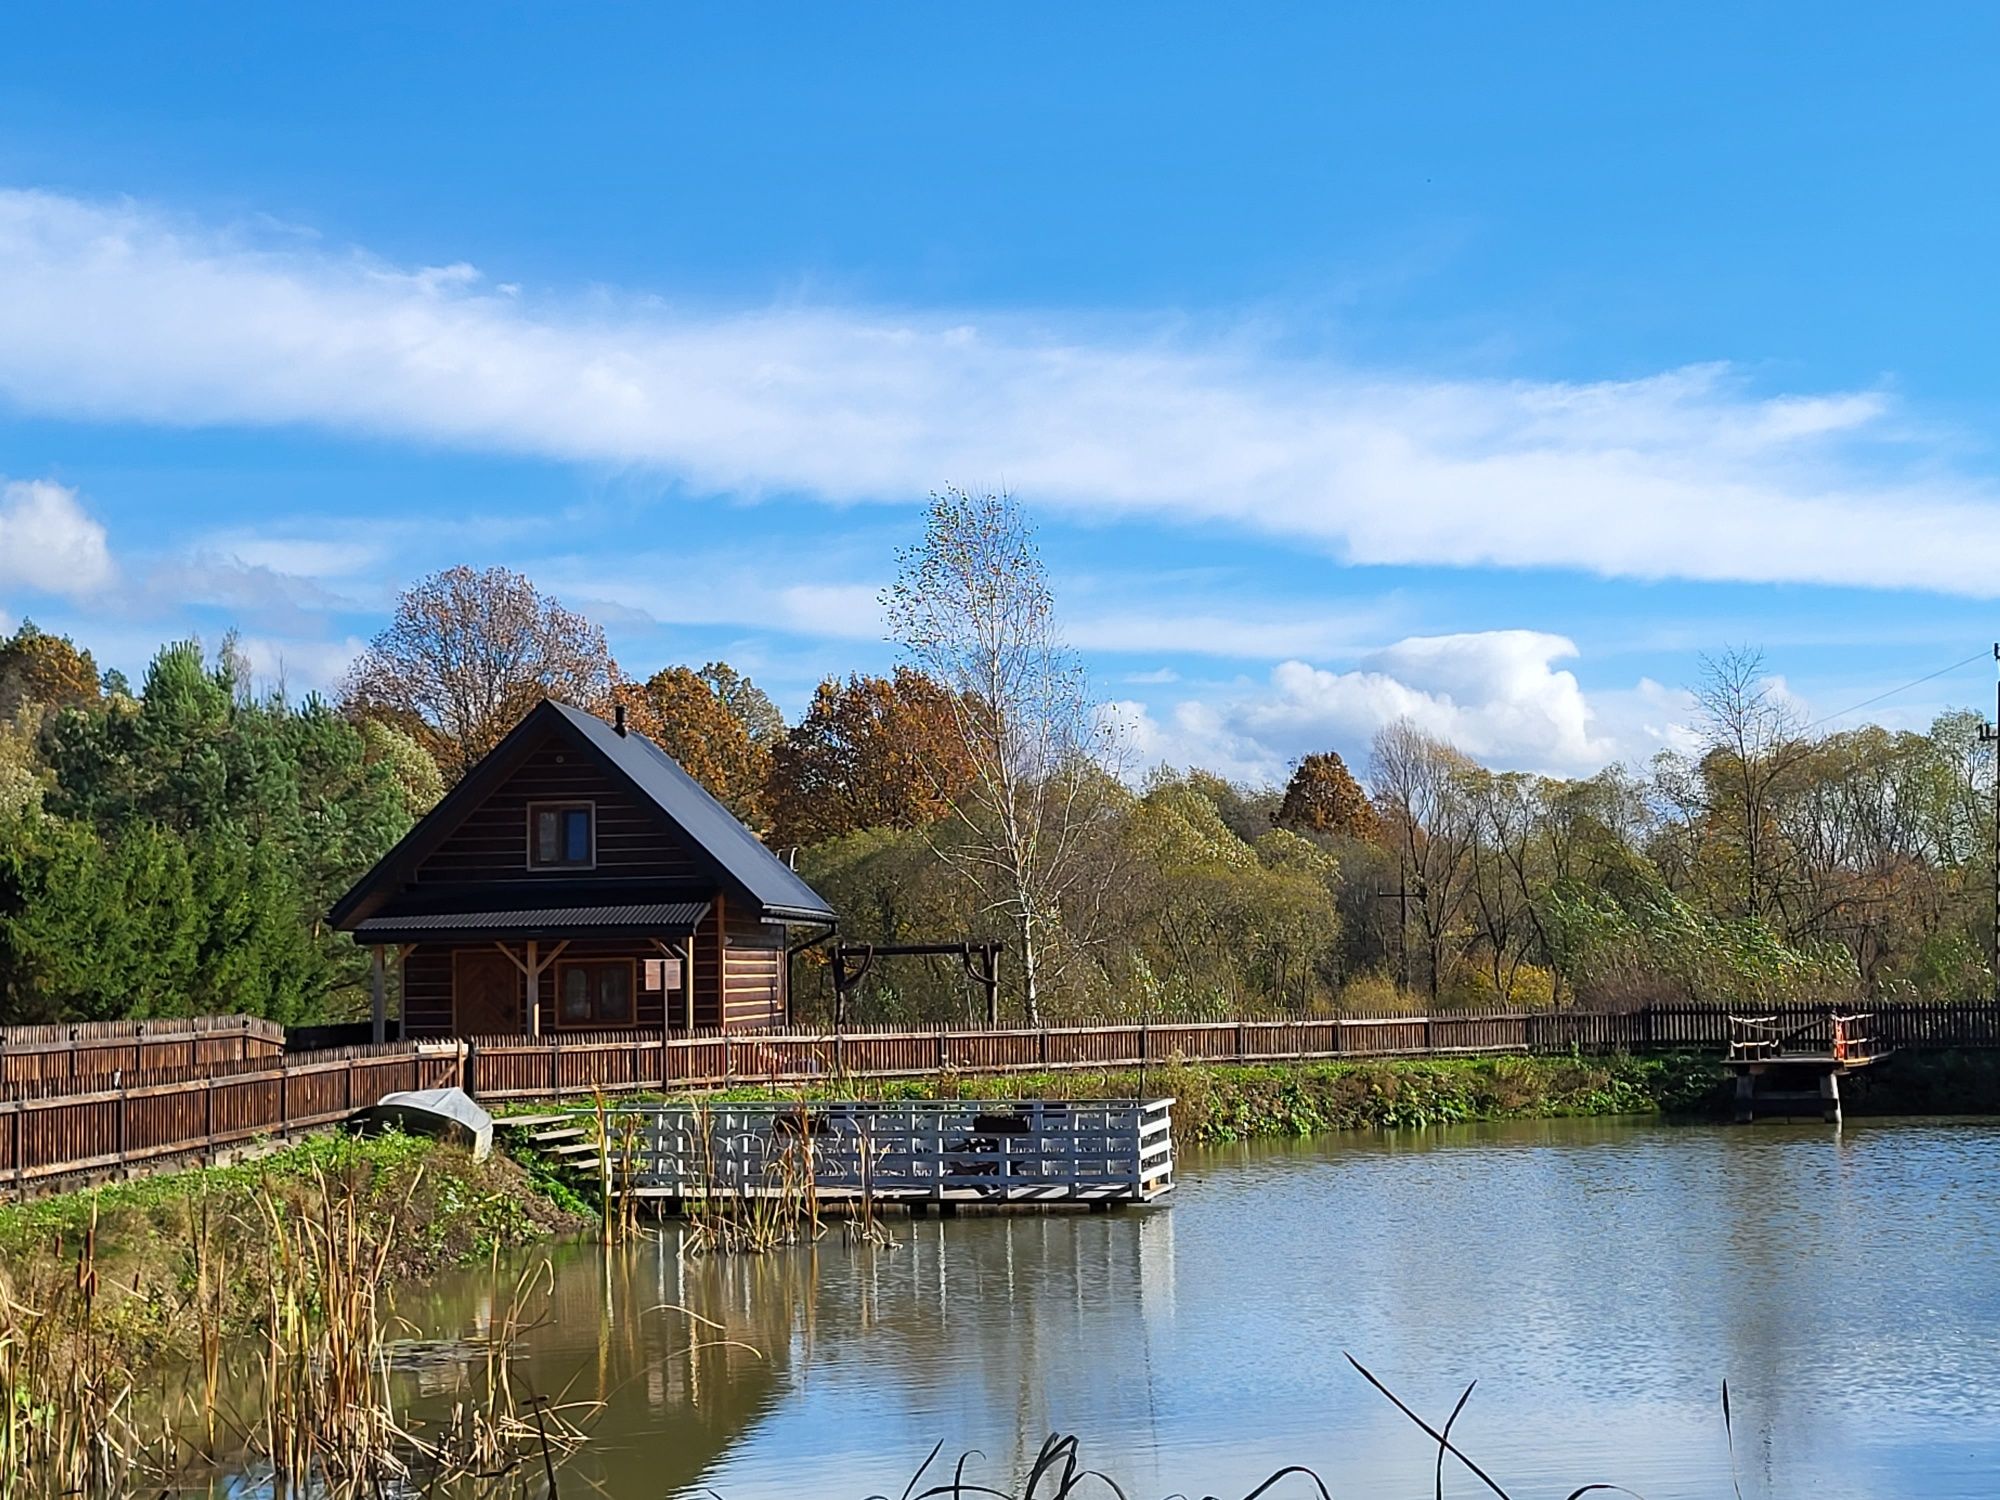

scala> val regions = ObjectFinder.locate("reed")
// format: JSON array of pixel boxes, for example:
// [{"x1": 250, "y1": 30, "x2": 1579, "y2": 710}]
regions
[
  {"x1": 862, "y1": 1362, "x2": 1748, "y2": 1500},
  {"x1": 679, "y1": 1099, "x2": 829, "y2": 1256},
  {"x1": 0, "y1": 1134, "x2": 596, "y2": 1498}
]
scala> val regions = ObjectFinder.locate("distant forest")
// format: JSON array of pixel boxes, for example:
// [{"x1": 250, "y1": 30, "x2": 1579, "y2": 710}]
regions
[{"x1": 1, "y1": 493, "x2": 1992, "y2": 1027}]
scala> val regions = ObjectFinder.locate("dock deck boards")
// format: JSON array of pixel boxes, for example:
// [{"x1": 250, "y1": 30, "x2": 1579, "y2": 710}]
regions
[{"x1": 554, "y1": 1097, "x2": 1176, "y2": 1211}]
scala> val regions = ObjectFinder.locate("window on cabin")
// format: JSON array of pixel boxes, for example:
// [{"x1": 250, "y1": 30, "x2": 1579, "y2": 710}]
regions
[
  {"x1": 528, "y1": 803, "x2": 593, "y2": 868},
  {"x1": 556, "y1": 960, "x2": 633, "y2": 1025}
]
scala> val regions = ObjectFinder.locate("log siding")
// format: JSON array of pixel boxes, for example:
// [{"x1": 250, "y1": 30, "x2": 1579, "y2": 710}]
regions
[{"x1": 415, "y1": 736, "x2": 704, "y2": 885}]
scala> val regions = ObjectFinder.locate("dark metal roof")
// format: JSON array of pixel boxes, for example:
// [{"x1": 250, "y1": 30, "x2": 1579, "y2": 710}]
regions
[
  {"x1": 354, "y1": 900, "x2": 710, "y2": 941},
  {"x1": 548, "y1": 702, "x2": 836, "y2": 921},
  {"x1": 330, "y1": 699, "x2": 836, "y2": 930}
]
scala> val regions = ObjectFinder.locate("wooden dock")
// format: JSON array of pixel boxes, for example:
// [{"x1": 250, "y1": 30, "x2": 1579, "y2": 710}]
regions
[
  {"x1": 521, "y1": 1098, "x2": 1175, "y2": 1212},
  {"x1": 1726, "y1": 1012, "x2": 1888, "y2": 1122}
]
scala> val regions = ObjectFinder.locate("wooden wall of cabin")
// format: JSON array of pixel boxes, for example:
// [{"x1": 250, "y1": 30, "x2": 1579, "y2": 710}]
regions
[
  {"x1": 394, "y1": 920, "x2": 784, "y2": 1036},
  {"x1": 684, "y1": 900, "x2": 787, "y2": 1031},
  {"x1": 400, "y1": 939, "x2": 684, "y2": 1038},
  {"x1": 722, "y1": 901, "x2": 787, "y2": 1030},
  {"x1": 413, "y1": 733, "x2": 704, "y2": 884}
]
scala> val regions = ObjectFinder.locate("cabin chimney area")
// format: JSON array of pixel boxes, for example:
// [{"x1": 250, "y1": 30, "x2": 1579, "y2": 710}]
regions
[{"x1": 614, "y1": 703, "x2": 628, "y2": 736}]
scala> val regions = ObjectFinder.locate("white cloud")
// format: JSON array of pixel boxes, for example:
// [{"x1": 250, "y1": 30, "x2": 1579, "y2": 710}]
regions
[
  {"x1": 0, "y1": 478, "x2": 116, "y2": 598},
  {"x1": 538, "y1": 553, "x2": 888, "y2": 642},
  {"x1": 227, "y1": 632, "x2": 367, "y2": 694},
  {"x1": 2, "y1": 190, "x2": 1998, "y2": 596},
  {"x1": 200, "y1": 533, "x2": 384, "y2": 580},
  {"x1": 136, "y1": 552, "x2": 355, "y2": 623},
  {"x1": 1119, "y1": 630, "x2": 1682, "y2": 783}
]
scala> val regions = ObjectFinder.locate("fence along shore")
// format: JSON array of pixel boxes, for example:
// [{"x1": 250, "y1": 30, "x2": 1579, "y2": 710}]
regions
[{"x1": 4, "y1": 1002, "x2": 1997, "y2": 1194}]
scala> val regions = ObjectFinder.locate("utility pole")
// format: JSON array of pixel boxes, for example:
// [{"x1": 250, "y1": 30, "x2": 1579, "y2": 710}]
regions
[
  {"x1": 1982, "y1": 643, "x2": 2000, "y2": 1004},
  {"x1": 1374, "y1": 859, "x2": 1427, "y2": 998}
]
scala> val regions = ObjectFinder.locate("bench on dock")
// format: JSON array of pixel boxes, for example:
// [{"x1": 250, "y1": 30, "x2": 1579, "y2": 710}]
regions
[{"x1": 535, "y1": 1098, "x2": 1175, "y2": 1211}]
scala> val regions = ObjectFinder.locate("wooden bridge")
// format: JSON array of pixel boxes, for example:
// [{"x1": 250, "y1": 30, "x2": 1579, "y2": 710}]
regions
[
  {"x1": 510, "y1": 1098, "x2": 1176, "y2": 1213},
  {"x1": 1726, "y1": 1011, "x2": 1888, "y2": 1122}
]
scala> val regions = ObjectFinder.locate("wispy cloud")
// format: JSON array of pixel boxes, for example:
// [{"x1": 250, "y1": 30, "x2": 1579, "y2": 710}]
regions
[{"x1": 3, "y1": 190, "x2": 1997, "y2": 595}]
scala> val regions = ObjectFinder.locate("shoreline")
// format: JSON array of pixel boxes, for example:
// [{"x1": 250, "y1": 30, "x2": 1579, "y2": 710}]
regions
[{"x1": 8, "y1": 1047, "x2": 1998, "y2": 1377}]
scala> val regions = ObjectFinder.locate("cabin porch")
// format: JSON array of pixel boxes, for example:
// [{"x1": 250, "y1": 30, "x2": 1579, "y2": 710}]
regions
[{"x1": 354, "y1": 898, "x2": 790, "y2": 1041}]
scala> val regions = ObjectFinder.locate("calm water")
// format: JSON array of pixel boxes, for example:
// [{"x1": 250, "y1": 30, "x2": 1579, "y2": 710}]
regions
[{"x1": 379, "y1": 1118, "x2": 2000, "y2": 1499}]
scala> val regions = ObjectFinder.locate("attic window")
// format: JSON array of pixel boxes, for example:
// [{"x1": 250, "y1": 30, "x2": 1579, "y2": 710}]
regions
[{"x1": 528, "y1": 802, "x2": 594, "y2": 869}]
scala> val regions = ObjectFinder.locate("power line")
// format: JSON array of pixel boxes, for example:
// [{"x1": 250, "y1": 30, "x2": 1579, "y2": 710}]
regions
[{"x1": 1802, "y1": 648, "x2": 1991, "y2": 733}]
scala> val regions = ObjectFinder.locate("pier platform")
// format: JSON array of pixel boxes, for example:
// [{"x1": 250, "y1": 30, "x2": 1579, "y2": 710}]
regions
[
  {"x1": 514, "y1": 1097, "x2": 1175, "y2": 1210},
  {"x1": 1726, "y1": 1013, "x2": 1888, "y2": 1123}
]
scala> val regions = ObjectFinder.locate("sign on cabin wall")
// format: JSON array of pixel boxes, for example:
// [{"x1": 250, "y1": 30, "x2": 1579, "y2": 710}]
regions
[{"x1": 644, "y1": 958, "x2": 683, "y2": 993}]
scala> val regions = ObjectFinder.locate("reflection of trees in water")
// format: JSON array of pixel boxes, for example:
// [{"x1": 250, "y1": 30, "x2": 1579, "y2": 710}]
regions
[
  {"x1": 398, "y1": 1235, "x2": 807, "y2": 1496},
  {"x1": 396, "y1": 1211, "x2": 1178, "y2": 1497}
]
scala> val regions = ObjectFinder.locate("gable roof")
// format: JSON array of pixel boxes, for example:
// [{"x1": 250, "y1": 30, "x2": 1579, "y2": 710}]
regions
[
  {"x1": 547, "y1": 702, "x2": 834, "y2": 918},
  {"x1": 330, "y1": 699, "x2": 834, "y2": 928}
]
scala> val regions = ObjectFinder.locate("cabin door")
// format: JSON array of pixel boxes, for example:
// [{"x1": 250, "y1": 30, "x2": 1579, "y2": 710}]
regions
[{"x1": 453, "y1": 949, "x2": 520, "y2": 1035}]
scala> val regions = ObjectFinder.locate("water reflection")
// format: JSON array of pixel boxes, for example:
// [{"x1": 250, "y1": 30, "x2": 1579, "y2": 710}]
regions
[{"x1": 376, "y1": 1118, "x2": 2000, "y2": 1500}]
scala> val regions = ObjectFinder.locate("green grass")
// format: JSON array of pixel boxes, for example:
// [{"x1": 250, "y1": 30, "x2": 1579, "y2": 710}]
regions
[{"x1": 526, "y1": 1052, "x2": 1728, "y2": 1147}]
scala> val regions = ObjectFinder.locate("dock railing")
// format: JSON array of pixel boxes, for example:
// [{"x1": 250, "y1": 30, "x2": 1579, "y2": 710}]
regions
[
  {"x1": 606, "y1": 1097, "x2": 1175, "y2": 1204},
  {"x1": 8, "y1": 1000, "x2": 1992, "y2": 1194},
  {"x1": 1728, "y1": 1010, "x2": 1883, "y2": 1064}
]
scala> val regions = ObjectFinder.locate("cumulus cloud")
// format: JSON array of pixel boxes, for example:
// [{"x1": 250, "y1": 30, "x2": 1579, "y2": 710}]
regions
[
  {"x1": 1119, "y1": 630, "x2": 1686, "y2": 783},
  {"x1": 2, "y1": 190, "x2": 1998, "y2": 595},
  {"x1": 0, "y1": 478, "x2": 116, "y2": 598}
]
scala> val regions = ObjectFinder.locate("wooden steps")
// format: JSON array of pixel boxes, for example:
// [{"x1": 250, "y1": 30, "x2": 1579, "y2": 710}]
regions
[{"x1": 493, "y1": 1113, "x2": 570, "y2": 1131}]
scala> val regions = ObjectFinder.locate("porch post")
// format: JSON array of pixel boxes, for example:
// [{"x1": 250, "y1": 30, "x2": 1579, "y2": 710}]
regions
[
  {"x1": 683, "y1": 934, "x2": 696, "y2": 1032},
  {"x1": 370, "y1": 946, "x2": 386, "y2": 1044},
  {"x1": 526, "y1": 939, "x2": 541, "y2": 1038},
  {"x1": 395, "y1": 945, "x2": 412, "y2": 1044}
]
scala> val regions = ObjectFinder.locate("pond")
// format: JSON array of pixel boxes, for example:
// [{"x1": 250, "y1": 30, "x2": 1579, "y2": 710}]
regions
[{"x1": 382, "y1": 1116, "x2": 2000, "y2": 1499}]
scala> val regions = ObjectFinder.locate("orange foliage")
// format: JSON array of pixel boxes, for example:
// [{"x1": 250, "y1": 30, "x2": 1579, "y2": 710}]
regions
[{"x1": 767, "y1": 668, "x2": 973, "y2": 847}]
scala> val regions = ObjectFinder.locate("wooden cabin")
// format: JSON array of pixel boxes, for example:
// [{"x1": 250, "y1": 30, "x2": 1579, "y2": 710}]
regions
[{"x1": 330, "y1": 700, "x2": 835, "y2": 1041}]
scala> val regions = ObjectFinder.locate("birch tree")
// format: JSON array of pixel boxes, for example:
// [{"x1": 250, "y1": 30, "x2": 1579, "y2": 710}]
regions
[{"x1": 883, "y1": 488, "x2": 1115, "y2": 1024}]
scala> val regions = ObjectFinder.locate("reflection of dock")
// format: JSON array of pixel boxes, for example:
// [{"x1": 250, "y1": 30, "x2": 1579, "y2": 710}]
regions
[
  {"x1": 1727, "y1": 1012, "x2": 1888, "y2": 1123},
  {"x1": 519, "y1": 1098, "x2": 1176, "y2": 1209}
]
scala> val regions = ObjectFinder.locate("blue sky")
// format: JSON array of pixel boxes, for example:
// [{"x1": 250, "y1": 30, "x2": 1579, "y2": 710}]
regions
[{"x1": 2, "y1": 5, "x2": 1998, "y2": 782}]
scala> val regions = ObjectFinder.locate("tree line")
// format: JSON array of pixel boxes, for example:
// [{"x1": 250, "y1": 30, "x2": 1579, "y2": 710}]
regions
[{"x1": 1, "y1": 490, "x2": 1993, "y2": 1026}]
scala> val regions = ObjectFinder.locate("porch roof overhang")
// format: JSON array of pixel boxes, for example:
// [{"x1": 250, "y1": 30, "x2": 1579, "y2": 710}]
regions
[{"x1": 352, "y1": 900, "x2": 711, "y2": 945}]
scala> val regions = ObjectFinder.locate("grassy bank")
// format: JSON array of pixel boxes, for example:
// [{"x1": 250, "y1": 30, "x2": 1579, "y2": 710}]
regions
[
  {"x1": 0, "y1": 1129, "x2": 587, "y2": 1373},
  {"x1": 671, "y1": 1052, "x2": 1729, "y2": 1145}
]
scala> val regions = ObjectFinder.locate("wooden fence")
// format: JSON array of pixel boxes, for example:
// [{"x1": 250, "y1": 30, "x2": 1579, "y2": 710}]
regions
[
  {"x1": 0, "y1": 1015, "x2": 282, "y2": 1087},
  {"x1": 459, "y1": 1001, "x2": 2000, "y2": 1100},
  {"x1": 0, "y1": 1043, "x2": 461, "y2": 1192},
  {"x1": 11, "y1": 1001, "x2": 2000, "y2": 1193}
]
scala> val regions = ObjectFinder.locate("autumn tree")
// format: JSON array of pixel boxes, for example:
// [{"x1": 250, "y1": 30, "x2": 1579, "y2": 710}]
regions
[
  {"x1": 339, "y1": 566, "x2": 618, "y2": 781},
  {"x1": 1369, "y1": 719, "x2": 1478, "y2": 1002},
  {"x1": 1655, "y1": 647, "x2": 1812, "y2": 922},
  {"x1": 883, "y1": 488, "x2": 1118, "y2": 1024},
  {"x1": 767, "y1": 668, "x2": 973, "y2": 847},
  {"x1": 699, "y1": 662, "x2": 785, "y2": 747},
  {"x1": 1275, "y1": 751, "x2": 1378, "y2": 841},
  {"x1": 0, "y1": 620, "x2": 99, "y2": 723},
  {"x1": 616, "y1": 665, "x2": 771, "y2": 827}
]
